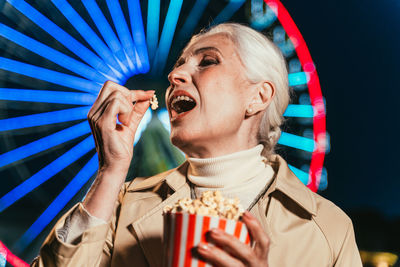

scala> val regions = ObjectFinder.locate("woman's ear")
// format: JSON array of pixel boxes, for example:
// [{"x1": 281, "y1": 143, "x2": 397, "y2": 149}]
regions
[{"x1": 246, "y1": 81, "x2": 275, "y2": 116}]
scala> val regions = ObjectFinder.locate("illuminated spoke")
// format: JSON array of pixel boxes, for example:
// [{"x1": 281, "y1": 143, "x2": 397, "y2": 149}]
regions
[
  {"x1": 0, "y1": 24, "x2": 107, "y2": 84},
  {"x1": 212, "y1": 0, "x2": 246, "y2": 25},
  {"x1": 278, "y1": 132, "x2": 315, "y2": 152},
  {"x1": 0, "y1": 106, "x2": 90, "y2": 131},
  {"x1": 0, "y1": 136, "x2": 95, "y2": 213},
  {"x1": 283, "y1": 104, "x2": 313, "y2": 117},
  {"x1": 51, "y1": 0, "x2": 128, "y2": 77},
  {"x1": 0, "y1": 89, "x2": 96, "y2": 105},
  {"x1": 6, "y1": 0, "x2": 119, "y2": 81},
  {"x1": 288, "y1": 164, "x2": 309, "y2": 185},
  {"x1": 288, "y1": 72, "x2": 308, "y2": 86},
  {"x1": 176, "y1": 0, "x2": 210, "y2": 42},
  {"x1": 128, "y1": 0, "x2": 150, "y2": 73},
  {"x1": 14, "y1": 154, "x2": 98, "y2": 251},
  {"x1": 146, "y1": 0, "x2": 160, "y2": 63},
  {"x1": 0, "y1": 57, "x2": 101, "y2": 94},
  {"x1": 152, "y1": 0, "x2": 184, "y2": 76},
  {"x1": 0, "y1": 121, "x2": 91, "y2": 169},
  {"x1": 106, "y1": 0, "x2": 137, "y2": 74},
  {"x1": 81, "y1": 0, "x2": 130, "y2": 70}
]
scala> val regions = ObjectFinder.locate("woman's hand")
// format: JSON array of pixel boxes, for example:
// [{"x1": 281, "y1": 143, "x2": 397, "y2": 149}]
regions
[
  {"x1": 88, "y1": 81, "x2": 154, "y2": 176},
  {"x1": 197, "y1": 211, "x2": 270, "y2": 267},
  {"x1": 83, "y1": 81, "x2": 154, "y2": 220}
]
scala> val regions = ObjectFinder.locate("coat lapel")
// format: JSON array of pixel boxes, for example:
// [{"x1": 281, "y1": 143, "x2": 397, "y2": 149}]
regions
[{"x1": 129, "y1": 163, "x2": 190, "y2": 267}]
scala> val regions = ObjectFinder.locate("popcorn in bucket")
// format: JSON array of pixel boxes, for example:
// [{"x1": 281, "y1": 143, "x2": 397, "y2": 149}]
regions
[{"x1": 163, "y1": 191, "x2": 252, "y2": 267}]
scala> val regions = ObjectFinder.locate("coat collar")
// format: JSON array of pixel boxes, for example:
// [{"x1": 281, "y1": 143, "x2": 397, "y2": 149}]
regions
[
  {"x1": 266, "y1": 154, "x2": 317, "y2": 216},
  {"x1": 128, "y1": 154, "x2": 316, "y2": 216}
]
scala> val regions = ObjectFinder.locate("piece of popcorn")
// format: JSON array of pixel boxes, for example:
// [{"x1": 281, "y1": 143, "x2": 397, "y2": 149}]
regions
[
  {"x1": 150, "y1": 94, "x2": 158, "y2": 110},
  {"x1": 163, "y1": 190, "x2": 244, "y2": 220}
]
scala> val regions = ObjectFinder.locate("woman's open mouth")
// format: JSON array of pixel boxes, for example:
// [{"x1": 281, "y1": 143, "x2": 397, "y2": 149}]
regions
[{"x1": 169, "y1": 91, "x2": 197, "y2": 121}]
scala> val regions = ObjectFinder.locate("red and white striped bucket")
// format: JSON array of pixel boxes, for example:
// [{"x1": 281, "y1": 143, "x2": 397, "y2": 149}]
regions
[{"x1": 163, "y1": 212, "x2": 251, "y2": 267}]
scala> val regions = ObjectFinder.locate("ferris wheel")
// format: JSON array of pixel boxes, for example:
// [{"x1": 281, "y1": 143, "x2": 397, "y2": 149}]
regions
[{"x1": 0, "y1": 0, "x2": 327, "y2": 263}]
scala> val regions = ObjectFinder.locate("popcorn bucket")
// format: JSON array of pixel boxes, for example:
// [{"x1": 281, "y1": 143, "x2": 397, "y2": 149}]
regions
[{"x1": 163, "y1": 212, "x2": 251, "y2": 267}]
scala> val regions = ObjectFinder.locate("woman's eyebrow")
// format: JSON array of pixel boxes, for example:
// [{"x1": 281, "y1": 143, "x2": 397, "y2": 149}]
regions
[{"x1": 193, "y1": 46, "x2": 221, "y2": 55}]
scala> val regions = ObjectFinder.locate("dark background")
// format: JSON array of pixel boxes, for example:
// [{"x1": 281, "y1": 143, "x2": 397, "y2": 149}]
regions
[{"x1": 282, "y1": 0, "x2": 400, "y2": 254}]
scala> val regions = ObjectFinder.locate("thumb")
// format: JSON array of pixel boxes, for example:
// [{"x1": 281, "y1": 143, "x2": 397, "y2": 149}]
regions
[{"x1": 128, "y1": 99, "x2": 151, "y2": 131}]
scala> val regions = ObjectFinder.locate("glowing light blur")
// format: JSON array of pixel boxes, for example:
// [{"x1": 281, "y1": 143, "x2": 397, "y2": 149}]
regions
[
  {"x1": 273, "y1": 25, "x2": 295, "y2": 57},
  {"x1": 249, "y1": 0, "x2": 277, "y2": 30},
  {"x1": 0, "y1": 137, "x2": 94, "y2": 213},
  {"x1": 82, "y1": 0, "x2": 130, "y2": 69},
  {"x1": 288, "y1": 72, "x2": 308, "y2": 86},
  {"x1": 152, "y1": 0, "x2": 184, "y2": 76},
  {"x1": 0, "y1": 106, "x2": 90, "y2": 131},
  {"x1": 288, "y1": 164, "x2": 309, "y2": 185},
  {"x1": 0, "y1": 23, "x2": 107, "y2": 84},
  {"x1": 106, "y1": 0, "x2": 137, "y2": 73},
  {"x1": 265, "y1": 0, "x2": 326, "y2": 191},
  {"x1": 134, "y1": 109, "x2": 152, "y2": 144},
  {"x1": 213, "y1": 0, "x2": 246, "y2": 25},
  {"x1": 6, "y1": 0, "x2": 120, "y2": 81},
  {"x1": 128, "y1": 0, "x2": 150, "y2": 73},
  {"x1": 15, "y1": 154, "x2": 98, "y2": 251},
  {"x1": 176, "y1": 0, "x2": 210, "y2": 42},
  {"x1": 0, "y1": 57, "x2": 101, "y2": 94},
  {"x1": 283, "y1": 104, "x2": 313, "y2": 118},
  {"x1": 0, "y1": 89, "x2": 96, "y2": 105},
  {"x1": 146, "y1": 0, "x2": 160, "y2": 62},
  {"x1": 278, "y1": 132, "x2": 315, "y2": 152},
  {"x1": 51, "y1": 0, "x2": 128, "y2": 76},
  {"x1": 0, "y1": 122, "x2": 91, "y2": 169}
]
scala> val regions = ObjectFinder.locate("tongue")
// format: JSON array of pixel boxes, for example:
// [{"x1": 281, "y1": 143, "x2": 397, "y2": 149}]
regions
[{"x1": 171, "y1": 109, "x2": 178, "y2": 118}]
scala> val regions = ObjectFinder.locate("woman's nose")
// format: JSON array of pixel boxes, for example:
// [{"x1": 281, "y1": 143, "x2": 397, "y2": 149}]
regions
[{"x1": 168, "y1": 68, "x2": 191, "y2": 86}]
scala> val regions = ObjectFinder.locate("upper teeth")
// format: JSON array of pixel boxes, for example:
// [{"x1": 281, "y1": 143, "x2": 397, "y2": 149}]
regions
[{"x1": 171, "y1": 95, "x2": 194, "y2": 106}]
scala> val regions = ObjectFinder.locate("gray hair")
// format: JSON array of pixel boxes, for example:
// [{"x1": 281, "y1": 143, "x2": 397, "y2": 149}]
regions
[{"x1": 187, "y1": 23, "x2": 290, "y2": 157}]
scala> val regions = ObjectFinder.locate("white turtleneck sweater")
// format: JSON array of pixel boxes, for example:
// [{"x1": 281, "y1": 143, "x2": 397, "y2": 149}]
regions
[
  {"x1": 59, "y1": 145, "x2": 275, "y2": 244},
  {"x1": 187, "y1": 145, "x2": 275, "y2": 209}
]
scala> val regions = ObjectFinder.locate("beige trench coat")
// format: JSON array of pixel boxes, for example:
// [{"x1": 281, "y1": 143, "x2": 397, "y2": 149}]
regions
[{"x1": 32, "y1": 155, "x2": 362, "y2": 267}]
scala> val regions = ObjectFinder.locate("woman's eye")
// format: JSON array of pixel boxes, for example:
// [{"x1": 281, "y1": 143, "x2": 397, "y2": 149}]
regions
[{"x1": 199, "y1": 57, "x2": 218, "y2": 67}]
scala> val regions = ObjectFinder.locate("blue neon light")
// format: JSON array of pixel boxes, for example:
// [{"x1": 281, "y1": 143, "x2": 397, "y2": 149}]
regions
[
  {"x1": 273, "y1": 26, "x2": 295, "y2": 57},
  {"x1": 128, "y1": 0, "x2": 150, "y2": 73},
  {"x1": 212, "y1": 0, "x2": 246, "y2": 25},
  {"x1": 81, "y1": 0, "x2": 130, "y2": 69},
  {"x1": 146, "y1": 0, "x2": 160, "y2": 63},
  {"x1": 157, "y1": 108, "x2": 171, "y2": 133},
  {"x1": 176, "y1": 0, "x2": 210, "y2": 42},
  {"x1": 152, "y1": 0, "x2": 184, "y2": 76},
  {"x1": 15, "y1": 154, "x2": 98, "y2": 251},
  {"x1": 278, "y1": 132, "x2": 315, "y2": 152},
  {"x1": 288, "y1": 164, "x2": 310, "y2": 185},
  {"x1": 0, "y1": 89, "x2": 96, "y2": 105},
  {"x1": 134, "y1": 109, "x2": 152, "y2": 145},
  {"x1": 0, "y1": 121, "x2": 91, "y2": 169},
  {"x1": 0, "y1": 57, "x2": 101, "y2": 94},
  {"x1": 106, "y1": 0, "x2": 137, "y2": 74},
  {"x1": 6, "y1": 0, "x2": 119, "y2": 81},
  {"x1": 51, "y1": 0, "x2": 127, "y2": 77},
  {"x1": 0, "y1": 106, "x2": 90, "y2": 132},
  {"x1": 0, "y1": 137, "x2": 95, "y2": 213},
  {"x1": 288, "y1": 72, "x2": 308, "y2": 86},
  {"x1": 249, "y1": 0, "x2": 277, "y2": 30},
  {"x1": 0, "y1": 23, "x2": 107, "y2": 84},
  {"x1": 283, "y1": 104, "x2": 314, "y2": 118}
]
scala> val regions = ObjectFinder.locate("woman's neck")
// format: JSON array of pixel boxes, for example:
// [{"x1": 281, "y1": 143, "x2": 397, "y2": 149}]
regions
[{"x1": 187, "y1": 144, "x2": 275, "y2": 208}]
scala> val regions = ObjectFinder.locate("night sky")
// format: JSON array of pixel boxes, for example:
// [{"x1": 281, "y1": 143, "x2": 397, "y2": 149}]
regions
[{"x1": 281, "y1": 0, "x2": 400, "y2": 218}]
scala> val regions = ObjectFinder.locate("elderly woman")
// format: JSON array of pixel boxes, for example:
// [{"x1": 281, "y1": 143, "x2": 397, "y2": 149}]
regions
[{"x1": 33, "y1": 23, "x2": 362, "y2": 266}]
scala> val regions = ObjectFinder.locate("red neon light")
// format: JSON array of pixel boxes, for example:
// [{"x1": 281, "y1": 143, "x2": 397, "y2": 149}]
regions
[
  {"x1": 0, "y1": 241, "x2": 29, "y2": 267},
  {"x1": 264, "y1": 0, "x2": 327, "y2": 192}
]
